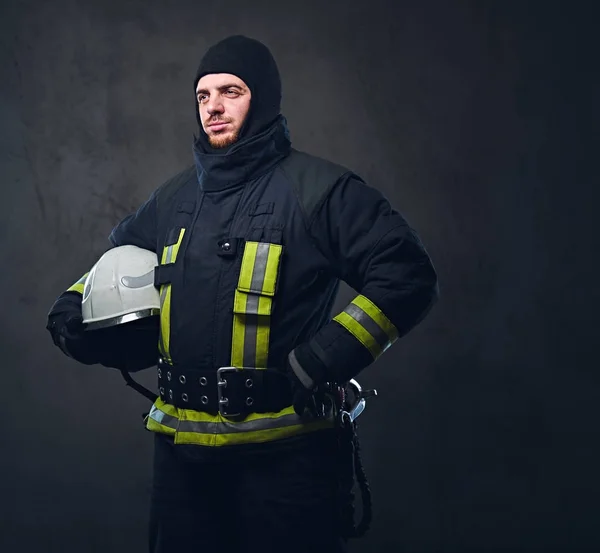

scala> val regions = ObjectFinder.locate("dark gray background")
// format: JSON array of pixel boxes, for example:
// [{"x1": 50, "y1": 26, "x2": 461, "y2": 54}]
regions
[{"x1": 1, "y1": 0, "x2": 598, "y2": 551}]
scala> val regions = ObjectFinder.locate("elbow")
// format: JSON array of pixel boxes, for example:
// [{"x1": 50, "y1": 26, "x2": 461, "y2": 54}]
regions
[
  {"x1": 428, "y1": 266, "x2": 440, "y2": 305},
  {"x1": 420, "y1": 259, "x2": 440, "y2": 315},
  {"x1": 398, "y1": 260, "x2": 440, "y2": 334}
]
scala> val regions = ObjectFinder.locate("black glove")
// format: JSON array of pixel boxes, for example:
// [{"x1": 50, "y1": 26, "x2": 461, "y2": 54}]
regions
[
  {"x1": 46, "y1": 292, "x2": 102, "y2": 365},
  {"x1": 286, "y1": 345, "x2": 330, "y2": 418},
  {"x1": 92, "y1": 317, "x2": 159, "y2": 372}
]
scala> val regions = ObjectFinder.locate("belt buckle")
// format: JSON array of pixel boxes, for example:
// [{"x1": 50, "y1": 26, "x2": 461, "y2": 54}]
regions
[{"x1": 217, "y1": 366, "x2": 255, "y2": 420}]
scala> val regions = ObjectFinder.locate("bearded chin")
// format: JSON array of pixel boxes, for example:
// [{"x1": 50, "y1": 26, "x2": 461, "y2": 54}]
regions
[{"x1": 208, "y1": 130, "x2": 240, "y2": 149}]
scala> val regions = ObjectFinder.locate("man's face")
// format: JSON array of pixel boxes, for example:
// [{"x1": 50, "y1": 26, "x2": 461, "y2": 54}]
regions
[{"x1": 196, "y1": 73, "x2": 252, "y2": 149}]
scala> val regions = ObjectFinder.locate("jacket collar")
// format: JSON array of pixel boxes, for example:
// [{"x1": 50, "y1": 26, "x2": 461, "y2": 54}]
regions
[{"x1": 193, "y1": 115, "x2": 291, "y2": 192}]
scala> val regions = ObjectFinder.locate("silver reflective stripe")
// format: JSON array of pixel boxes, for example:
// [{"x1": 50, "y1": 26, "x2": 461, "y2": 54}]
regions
[
  {"x1": 243, "y1": 314, "x2": 258, "y2": 367},
  {"x1": 218, "y1": 411, "x2": 320, "y2": 433},
  {"x1": 241, "y1": 243, "x2": 272, "y2": 366},
  {"x1": 177, "y1": 411, "x2": 331, "y2": 434},
  {"x1": 245, "y1": 293, "x2": 260, "y2": 315},
  {"x1": 159, "y1": 286, "x2": 168, "y2": 305},
  {"x1": 288, "y1": 349, "x2": 314, "y2": 389},
  {"x1": 345, "y1": 303, "x2": 391, "y2": 350},
  {"x1": 148, "y1": 405, "x2": 178, "y2": 428},
  {"x1": 249, "y1": 243, "x2": 270, "y2": 293},
  {"x1": 166, "y1": 244, "x2": 175, "y2": 264}
]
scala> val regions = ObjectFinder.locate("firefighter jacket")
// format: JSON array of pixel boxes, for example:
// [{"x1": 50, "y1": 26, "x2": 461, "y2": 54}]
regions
[{"x1": 58, "y1": 115, "x2": 439, "y2": 449}]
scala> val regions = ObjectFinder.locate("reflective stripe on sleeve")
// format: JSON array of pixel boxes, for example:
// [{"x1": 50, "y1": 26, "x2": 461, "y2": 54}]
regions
[
  {"x1": 66, "y1": 272, "x2": 89, "y2": 295},
  {"x1": 333, "y1": 294, "x2": 399, "y2": 359}
]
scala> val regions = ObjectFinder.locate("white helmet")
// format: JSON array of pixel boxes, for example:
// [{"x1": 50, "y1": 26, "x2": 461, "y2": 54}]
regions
[{"x1": 82, "y1": 245, "x2": 160, "y2": 330}]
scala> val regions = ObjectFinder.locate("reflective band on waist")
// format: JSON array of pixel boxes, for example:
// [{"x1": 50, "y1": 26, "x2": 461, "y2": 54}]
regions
[
  {"x1": 159, "y1": 228, "x2": 186, "y2": 363},
  {"x1": 66, "y1": 272, "x2": 89, "y2": 295},
  {"x1": 231, "y1": 241, "x2": 283, "y2": 368},
  {"x1": 333, "y1": 294, "x2": 399, "y2": 359},
  {"x1": 146, "y1": 398, "x2": 334, "y2": 446}
]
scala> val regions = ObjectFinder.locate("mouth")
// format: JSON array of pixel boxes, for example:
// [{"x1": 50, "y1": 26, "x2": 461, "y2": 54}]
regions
[{"x1": 207, "y1": 122, "x2": 230, "y2": 132}]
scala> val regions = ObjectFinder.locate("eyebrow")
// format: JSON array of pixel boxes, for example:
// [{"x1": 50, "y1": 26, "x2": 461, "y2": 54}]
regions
[{"x1": 196, "y1": 84, "x2": 245, "y2": 95}]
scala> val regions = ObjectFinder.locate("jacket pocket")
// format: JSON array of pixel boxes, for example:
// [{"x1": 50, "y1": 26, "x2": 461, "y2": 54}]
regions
[{"x1": 231, "y1": 241, "x2": 283, "y2": 368}]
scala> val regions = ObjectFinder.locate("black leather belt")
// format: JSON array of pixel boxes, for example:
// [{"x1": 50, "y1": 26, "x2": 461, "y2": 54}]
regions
[{"x1": 157, "y1": 360, "x2": 294, "y2": 418}]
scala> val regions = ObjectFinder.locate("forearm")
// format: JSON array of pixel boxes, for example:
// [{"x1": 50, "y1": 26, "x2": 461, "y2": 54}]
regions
[{"x1": 289, "y1": 175, "x2": 439, "y2": 385}]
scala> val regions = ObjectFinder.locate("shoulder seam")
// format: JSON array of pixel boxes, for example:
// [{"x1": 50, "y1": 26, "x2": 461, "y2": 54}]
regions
[{"x1": 307, "y1": 170, "x2": 352, "y2": 229}]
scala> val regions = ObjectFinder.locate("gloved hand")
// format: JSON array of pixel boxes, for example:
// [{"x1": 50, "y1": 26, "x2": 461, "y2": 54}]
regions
[
  {"x1": 286, "y1": 346, "x2": 329, "y2": 418},
  {"x1": 92, "y1": 317, "x2": 159, "y2": 372},
  {"x1": 46, "y1": 292, "x2": 101, "y2": 365},
  {"x1": 47, "y1": 311, "x2": 85, "y2": 343}
]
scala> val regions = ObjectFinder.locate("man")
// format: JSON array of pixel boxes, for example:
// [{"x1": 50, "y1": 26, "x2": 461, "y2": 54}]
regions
[{"x1": 46, "y1": 36, "x2": 439, "y2": 553}]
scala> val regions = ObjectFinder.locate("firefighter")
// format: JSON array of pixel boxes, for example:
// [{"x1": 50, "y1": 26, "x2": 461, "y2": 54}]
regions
[{"x1": 46, "y1": 35, "x2": 439, "y2": 553}]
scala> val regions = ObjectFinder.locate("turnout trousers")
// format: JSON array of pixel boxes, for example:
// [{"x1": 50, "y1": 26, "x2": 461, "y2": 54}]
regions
[{"x1": 149, "y1": 431, "x2": 349, "y2": 553}]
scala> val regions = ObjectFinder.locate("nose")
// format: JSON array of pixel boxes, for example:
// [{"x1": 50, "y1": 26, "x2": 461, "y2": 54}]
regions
[{"x1": 206, "y1": 96, "x2": 224, "y2": 115}]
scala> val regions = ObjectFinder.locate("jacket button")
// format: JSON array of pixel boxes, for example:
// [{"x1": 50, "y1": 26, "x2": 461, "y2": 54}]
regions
[{"x1": 221, "y1": 242, "x2": 231, "y2": 252}]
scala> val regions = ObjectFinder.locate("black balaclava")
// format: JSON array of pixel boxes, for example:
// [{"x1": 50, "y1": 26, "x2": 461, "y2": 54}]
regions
[{"x1": 193, "y1": 35, "x2": 282, "y2": 154}]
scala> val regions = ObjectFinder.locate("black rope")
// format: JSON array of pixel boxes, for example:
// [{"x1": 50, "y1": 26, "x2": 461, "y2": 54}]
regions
[
  {"x1": 119, "y1": 370, "x2": 158, "y2": 403},
  {"x1": 351, "y1": 422, "x2": 373, "y2": 537},
  {"x1": 336, "y1": 409, "x2": 373, "y2": 539}
]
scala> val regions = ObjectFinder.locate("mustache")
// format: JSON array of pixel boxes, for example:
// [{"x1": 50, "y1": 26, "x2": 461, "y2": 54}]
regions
[{"x1": 206, "y1": 118, "x2": 231, "y2": 125}]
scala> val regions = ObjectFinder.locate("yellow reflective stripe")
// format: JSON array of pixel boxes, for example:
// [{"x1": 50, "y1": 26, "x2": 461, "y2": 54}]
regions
[
  {"x1": 352, "y1": 295, "x2": 398, "y2": 342},
  {"x1": 237, "y1": 241, "x2": 259, "y2": 291},
  {"x1": 66, "y1": 272, "x2": 89, "y2": 295},
  {"x1": 170, "y1": 228, "x2": 186, "y2": 261},
  {"x1": 152, "y1": 398, "x2": 180, "y2": 417},
  {"x1": 231, "y1": 242, "x2": 282, "y2": 368},
  {"x1": 159, "y1": 286, "x2": 173, "y2": 360},
  {"x1": 334, "y1": 311, "x2": 381, "y2": 358},
  {"x1": 158, "y1": 228, "x2": 186, "y2": 363},
  {"x1": 262, "y1": 244, "x2": 283, "y2": 295},
  {"x1": 175, "y1": 419, "x2": 333, "y2": 446},
  {"x1": 333, "y1": 295, "x2": 399, "y2": 359},
  {"x1": 146, "y1": 400, "x2": 180, "y2": 435},
  {"x1": 255, "y1": 321, "x2": 270, "y2": 367}
]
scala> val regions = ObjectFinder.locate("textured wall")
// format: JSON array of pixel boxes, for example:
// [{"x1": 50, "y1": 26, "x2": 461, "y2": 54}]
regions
[{"x1": 0, "y1": 0, "x2": 597, "y2": 551}]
